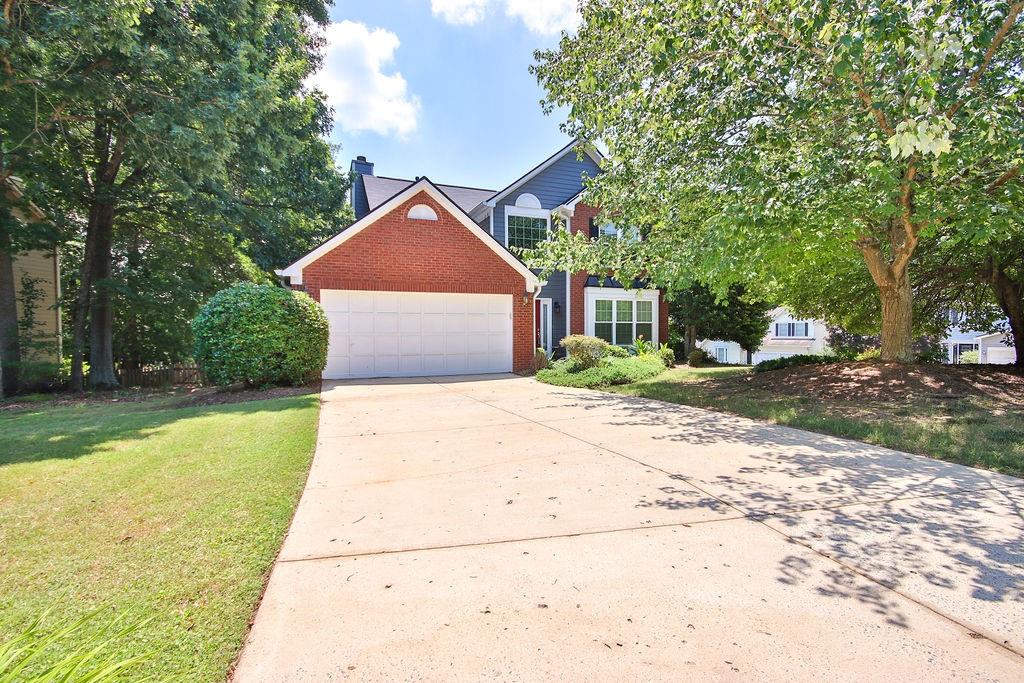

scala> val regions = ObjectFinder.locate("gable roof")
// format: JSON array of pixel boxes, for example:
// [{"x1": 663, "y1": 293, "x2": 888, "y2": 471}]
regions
[
  {"x1": 363, "y1": 175, "x2": 495, "y2": 215},
  {"x1": 276, "y1": 177, "x2": 542, "y2": 289},
  {"x1": 473, "y1": 139, "x2": 604, "y2": 218}
]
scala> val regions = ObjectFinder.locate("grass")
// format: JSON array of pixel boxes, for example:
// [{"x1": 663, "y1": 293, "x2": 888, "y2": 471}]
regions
[
  {"x1": 608, "y1": 366, "x2": 1024, "y2": 477},
  {"x1": 0, "y1": 391, "x2": 321, "y2": 681}
]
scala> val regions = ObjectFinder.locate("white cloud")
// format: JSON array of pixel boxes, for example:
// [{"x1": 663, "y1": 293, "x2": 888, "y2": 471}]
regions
[
  {"x1": 430, "y1": 0, "x2": 580, "y2": 35},
  {"x1": 431, "y1": 0, "x2": 488, "y2": 25},
  {"x1": 310, "y1": 21, "x2": 420, "y2": 139},
  {"x1": 502, "y1": 0, "x2": 580, "y2": 35}
]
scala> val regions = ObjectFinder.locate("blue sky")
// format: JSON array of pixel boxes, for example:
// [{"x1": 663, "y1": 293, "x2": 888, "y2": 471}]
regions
[{"x1": 313, "y1": 0, "x2": 579, "y2": 191}]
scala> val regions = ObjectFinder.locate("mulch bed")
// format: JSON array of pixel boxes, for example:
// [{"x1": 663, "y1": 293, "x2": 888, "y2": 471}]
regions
[
  {"x1": 0, "y1": 383, "x2": 320, "y2": 412},
  {"x1": 717, "y1": 361, "x2": 1024, "y2": 405},
  {"x1": 171, "y1": 384, "x2": 319, "y2": 408}
]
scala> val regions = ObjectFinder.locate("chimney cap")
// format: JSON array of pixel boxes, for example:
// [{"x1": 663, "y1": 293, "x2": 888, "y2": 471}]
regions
[{"x1": 356, "y1": 155, "x2": 367, "y2": 162}]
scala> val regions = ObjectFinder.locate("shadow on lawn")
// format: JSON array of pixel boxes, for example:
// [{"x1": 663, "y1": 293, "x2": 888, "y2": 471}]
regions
[
  {"x1": 0, "y1": 391, "x2": 319, "y2": 468},
  {"x1": 544, "y1": 386, "x2": 1024, "y2": 641}
]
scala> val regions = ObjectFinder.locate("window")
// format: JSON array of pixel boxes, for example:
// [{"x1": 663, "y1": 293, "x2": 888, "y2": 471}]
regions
[
  {"x1": 595, "y1": 298, "x2": 653, "y2": 345},
  {"x1": 774, "y1": 321, "x2": 811, "y2": 338},
  {"x1": 507, "y1": 213, "x2": 548, "y2": 250},
  {"x1": 714, "y1": 347, "x2": 728, "y2": 363},
  {"x1": 594, "y1": 221, "x2": 640, "y2": 242}
]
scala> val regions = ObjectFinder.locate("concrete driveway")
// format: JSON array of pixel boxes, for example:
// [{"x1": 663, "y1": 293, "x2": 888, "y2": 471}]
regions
[{"x1": 234, "y1": 374, "x2": 1024, "y2": 681}]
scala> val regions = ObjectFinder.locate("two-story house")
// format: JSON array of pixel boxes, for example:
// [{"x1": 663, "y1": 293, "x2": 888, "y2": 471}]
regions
[
  {"x1": 276, "y1": 140, "x2": 667, "y2": 379},
  {"x1": 698, "y1": 307, "x2": 827, "y2": 365}
]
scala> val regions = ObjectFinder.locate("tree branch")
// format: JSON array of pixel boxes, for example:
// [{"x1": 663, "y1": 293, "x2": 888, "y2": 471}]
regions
[
  {"x1": 948, "y1": 1, "x2": 1024, "y2": 118},
  {"x1": 850, "y1": 72, "x2": 895, "y2": 137},
  {"x1": 987, "y1": 164, "x2": 1021, "y2": 193}
]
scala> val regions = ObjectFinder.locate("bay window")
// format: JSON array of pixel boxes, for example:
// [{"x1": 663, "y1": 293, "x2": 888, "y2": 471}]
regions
[{"x1": 593, "y1": 297, "x2": 654, "y2": 345}]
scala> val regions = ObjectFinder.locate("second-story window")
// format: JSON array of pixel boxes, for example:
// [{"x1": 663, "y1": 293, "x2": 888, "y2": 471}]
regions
[
  {"x1": 507, "y1": 213, "x2": 548, "y2": 250},
  {"x1": 774, "y1": 321, "x2": 811, "y2": 338}
]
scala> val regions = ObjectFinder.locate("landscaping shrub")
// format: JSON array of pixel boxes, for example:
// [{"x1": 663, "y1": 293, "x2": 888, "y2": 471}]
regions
[
  {"x1": 533, "y1": 347, "x2": 551, "y2": 372},
  {"x1": 192, "y1": 283, "x2": 328, "y2": 387},
  {"x1": 658, "y1": 343, "x2": 676, "y2": 368},
  {"x1": 631, "y1": 336, "x2": 655, "y2": 355},
  {"x1": 855, "y1": 347, "x2": 882, "y2": 361},
  {"x1": 958, "y1": 349, "x2": 980, "y2": 364},
  {"x1": 536, "y1": 353, "x2": 665, "y2": 389},
  {"x1": 688, "y1": 348, "x2": 715, "y2": 367},
  {"x1": 603, "y1": 344, "x2": 630, "y2": 358},
  {"x1": 753, "y1": 353, "x2": 842, "y2": 373},
  {"x1": 560, "y1": 335, "x2": 609, "y2": 369}
]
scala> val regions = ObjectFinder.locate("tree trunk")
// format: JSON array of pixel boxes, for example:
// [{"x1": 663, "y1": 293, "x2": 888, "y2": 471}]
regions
[
  {"x1": 878, "y1": 277, "x2": 914, "y2": 362},
  {"x1": 87, "y1": 201, "x2": 118, "y2": 388},
  {"x1": 990, "y1": 264, "x2": 1024, "y2": 368},
  {"x1": 0, "y1": 244, "x2": 20, "y2": 396},
  {"x1": 684, "y1": 324, "x2": 697, "y2": 357},
  {"x1": 70, "y1": 202, "x2": 103, "y2": 391}
]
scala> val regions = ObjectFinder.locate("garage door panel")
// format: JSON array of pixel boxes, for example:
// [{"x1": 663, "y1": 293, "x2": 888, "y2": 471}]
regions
[{"x1": 321, "y1": 291, "x2": 513, "y2": 379}]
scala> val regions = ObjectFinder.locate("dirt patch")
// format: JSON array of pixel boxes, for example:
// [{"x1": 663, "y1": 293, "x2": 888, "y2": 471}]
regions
[
  {"x1": 718, "y1": 361, "x2": 1024, "y2": 405},
  {"x1": 171, "y1": 384, "x2": 319, "y2": 408}
]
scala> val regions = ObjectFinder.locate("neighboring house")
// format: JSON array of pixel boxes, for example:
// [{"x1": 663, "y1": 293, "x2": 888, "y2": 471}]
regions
[
  {"x1": 1, "y1": 177, "x2": 62, "y2": 384},
  {"x1": 976, "y1": 332, "x2": 1016, "y2": 365},
  {"x1": 698, "y1": 307, "x2": 826, "y2": 365},
  {"x1": 276, "y1": 141, "x2": 668, "y2": 379}
]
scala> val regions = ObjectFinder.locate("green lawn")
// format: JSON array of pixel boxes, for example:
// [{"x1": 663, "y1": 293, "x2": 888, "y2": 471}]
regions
[
  {"x1": 0, "y1": 392, "x2": 320, "y2": 680},
  {"x1": 608, "y1": 366, "x2": 1024, "y2": 477}
]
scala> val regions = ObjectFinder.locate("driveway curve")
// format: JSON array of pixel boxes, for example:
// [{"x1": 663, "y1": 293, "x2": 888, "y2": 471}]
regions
[{"x1": 234, "y1": 374, "x2": 1024, "y2": 681}]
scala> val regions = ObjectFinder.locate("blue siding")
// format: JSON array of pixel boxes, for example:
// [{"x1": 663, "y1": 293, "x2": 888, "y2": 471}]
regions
[{"x1": 490, "y1": 148, "x2": 599, "y2": 354}]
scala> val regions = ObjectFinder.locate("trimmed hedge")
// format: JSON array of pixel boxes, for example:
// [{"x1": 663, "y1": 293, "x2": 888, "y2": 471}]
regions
[
  {"x1": 753, "y1": 353, "x2": 842, "y2": 373},
  {"x1": 560, "y1": 334, "x2": 609, "y2": 369},
  {"x1": 536, "y1": 354, "x2": 666, "y2": 388},
  {"x1": 193, "y1": 283, "x2": 328, "y2": 387}
]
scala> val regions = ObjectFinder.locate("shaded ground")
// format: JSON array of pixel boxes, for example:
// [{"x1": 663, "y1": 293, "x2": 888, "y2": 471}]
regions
[
  {"x1": 723, "y1": 361, "x2": 1024, "y2": 403},
  {"x1": 610, "y1": 364, "x2": 1024, "y2": 477},
  {"x1": 0, "y1": 391, "x2": 320, "y2": 681},
  {"x1": 234, "y1": 375, "x2": 1023, "y2": 681},
  {"x1": 0, "y1": 383, "x2": 318, "y2": 412}
]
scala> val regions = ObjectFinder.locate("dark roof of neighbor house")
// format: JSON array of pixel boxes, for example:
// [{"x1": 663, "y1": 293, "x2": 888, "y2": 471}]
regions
[{"x1": 363, "y1": 175, "x2": 495, "y2": 215}]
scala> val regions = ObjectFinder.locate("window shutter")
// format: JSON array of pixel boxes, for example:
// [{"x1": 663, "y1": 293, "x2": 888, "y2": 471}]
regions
[{"x1": 589, "y1": 218, "x2": 598, "y2": 239}]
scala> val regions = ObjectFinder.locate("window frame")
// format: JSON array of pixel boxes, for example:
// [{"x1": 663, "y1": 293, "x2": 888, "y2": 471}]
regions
[
  {"x1": 772, "y1": 320, "x2": 812, "y2": 339},
  {"x1": 504, "y1": 205, "x2": 550, "y2": 251},
  {"x1": 584, "y1": 288, "x2": 659, "y2": 346}
]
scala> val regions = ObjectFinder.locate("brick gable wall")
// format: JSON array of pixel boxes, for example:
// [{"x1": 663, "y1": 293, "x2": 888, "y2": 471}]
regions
[{"x1": 296, "y1": 190, "x2": 536, "y2": 372}]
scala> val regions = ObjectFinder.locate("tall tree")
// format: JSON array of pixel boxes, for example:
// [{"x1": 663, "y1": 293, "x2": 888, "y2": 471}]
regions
[
  {"x1": 669, "y1": 284, "x2": 773, "y2": 362},
  {"x1": 532, "y1": 0, "x2": 1024, "y2": 361},
  {"x1": 2, "y1": 0, "x2": 345, "y2": 389}
]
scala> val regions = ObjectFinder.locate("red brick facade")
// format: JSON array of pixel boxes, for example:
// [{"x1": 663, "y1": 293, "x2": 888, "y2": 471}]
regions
[
  {"x1": 296, "y1": 190, "x2": 536, "y2": 372},
  {"x1": 569, "y1": 203, "x2": 671, "y2": 345}
]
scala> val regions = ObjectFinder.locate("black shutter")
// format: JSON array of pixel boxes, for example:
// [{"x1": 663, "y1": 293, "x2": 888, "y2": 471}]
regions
[{"x1": 589, "y1": 217, "x2": 598, "y2": 239}]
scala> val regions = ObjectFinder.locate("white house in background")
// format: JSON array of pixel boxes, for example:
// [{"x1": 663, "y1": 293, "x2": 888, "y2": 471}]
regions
[
  {"x1": 698, "y1": 307, "x2": 827, "y2": 365},
  {"x1": 977, "y1": 332, "x2": 1017, "y2": 364}
]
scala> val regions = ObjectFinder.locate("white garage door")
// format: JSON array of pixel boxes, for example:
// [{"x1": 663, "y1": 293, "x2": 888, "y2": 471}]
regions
[
  {"x1": 988, "y1": 347, "x2": 1016, "y2": 364},
  {"x1": 320, "y1": 290, "x2": 513, "y2": 379},
  {"x1": 752, "y1": 351, "x2": 786, "y2": 364}
]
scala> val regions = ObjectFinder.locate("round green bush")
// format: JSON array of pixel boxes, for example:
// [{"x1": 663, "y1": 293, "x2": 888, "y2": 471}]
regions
[{"x1": 192, "y1": 283, "x2": 329, "y2": 387}]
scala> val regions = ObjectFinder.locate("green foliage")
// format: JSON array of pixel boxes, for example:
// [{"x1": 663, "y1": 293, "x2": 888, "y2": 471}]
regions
[
  {"x1": 192, "y1": 284, "x2": 328, "y2": 387},
  {"x1": 688, "y1": 348, "x2": 715, "y2": 368},
  {"x1": 603, "y1": 344, "x2": 630, "y2": 358},
  {"x1": 658, "y1": 343, "x2": 676, "y2": 368},
  {"x1": 531, "y1": 1, "x2": 1024, "y2": 361},
  {"x1": 0, "y1": 608, "x2": 153, "y2": 682},
  {"x1": 631, "y1": 336, "x2": 655, "y2": 356},
  {"x1": 856, "y1": 348, "x2": 882, "y2": 361},
  {"x1": 536, "y1": 354, "x2": 665, "y2": 388},
  {"x1": 958, "y1": 349, "x2": 981, "y2": 364},
  {"x1": 754, "y1": 354, "x2": 843, "y2": 373},
  {"x1": 533, "y1": 347, "x2": 551, "y2": 372},
  {"x1": 916, "y1": 344, "x2": 949, "y2": 364},
  {"x1": 668, "y1": 283, "x2": 773, "y2": 356},
  {"x1": 559, "y1": 334, "x2": 609, "y2": 369}
]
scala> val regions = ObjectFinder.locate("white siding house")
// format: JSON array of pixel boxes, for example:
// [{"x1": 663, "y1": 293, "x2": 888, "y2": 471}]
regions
[
  {"x1": 977, "y1": 332, "x2": 1017, "y2": 365},
  {"x1": 698, "y1": 307, "x2": 827, "y2": 365}
]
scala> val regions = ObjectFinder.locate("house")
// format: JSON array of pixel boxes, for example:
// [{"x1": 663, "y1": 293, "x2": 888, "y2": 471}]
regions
[
  {"x1": 0, "y1": 177, "x2": 62, "y2": 393},
  {"x1": 698, "y1": 307, "x2": 826, "y2": 365},
  {"x1": 276, "y1": 140, "x2": 668, "y2": 379},
  {"x1": 976, "y1": 332, "x2": 1017, "y2": 364}
]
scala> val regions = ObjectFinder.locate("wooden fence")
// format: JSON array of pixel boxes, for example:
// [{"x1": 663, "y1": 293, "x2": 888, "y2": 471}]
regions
[{"x1": 117, "y1": 364, "x2": 204, "y2": 388}]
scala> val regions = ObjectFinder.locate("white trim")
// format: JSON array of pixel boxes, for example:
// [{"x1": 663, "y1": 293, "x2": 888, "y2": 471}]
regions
[
  {"x1": 514, "y1": 192, "x2": 542, "y2": 209},
  {"x1": 277, "y1": 178, "x2": 541, "y2": 290},
  {"x1": 564, "y1": 216, "x2": 571, "y2": 337},
  {"x1": 488, "y1": 209, "x2": 494, "y2": 236},
  {"x1": 484, "y1": 140, "x2": 604, "y2": 209},
  {"x1": 503, "y1": 205, "x2": 551, "y2": 249},
  {"x1": 537, "y1": 297, "x2": 553, "y2": 355},
  {"x1": 584, "y1": 287, "x2": 659, "y2": 345}
]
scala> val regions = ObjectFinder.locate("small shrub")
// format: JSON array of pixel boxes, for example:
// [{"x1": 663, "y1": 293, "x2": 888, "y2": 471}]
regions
[
  {"x1": 533, "y1": 347, "x2": 550, "y2": 372},
  {"x1": 536, "y1": 354, "x2": 665, "y2": 388},
  {"x1": 754, "y1": 353, "x2": 841, "y2": 373},
  {"x1": 855, "y1": 347, "x2": 881, "y2": 361},
  {"x1": 916, "y1": 344, "x2": 948, "y2": 364},
  {"x1": 192, "y1": 283, "x2": 328, "y2": 387},
  {"x1": 603, "y1": 344, "x2": 630, "y2": 358},
  {"x1": 958, "y1": 349, "x2": 980, "y2": 364},
  {"x1": 658, "y1": 343, "x2": 675, "y2": 368},
  {"x1": 631, "y1": 336, "x2": 655, "y2": 355},
  {"x1": 688, "y1": 348, "x2": 715, "y2": 367},
  {"x1": 560, "y1": 335, "x2": 608, "y2": 369}
]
